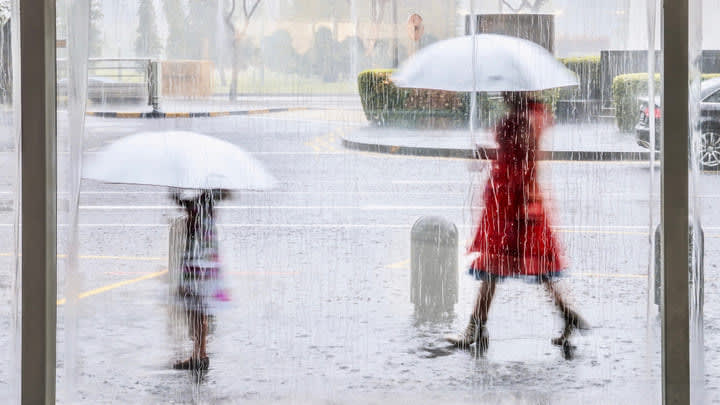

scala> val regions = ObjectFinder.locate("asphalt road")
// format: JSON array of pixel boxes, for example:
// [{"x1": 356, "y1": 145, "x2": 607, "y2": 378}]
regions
[{"x1": 1, "y1": 110, "x2": 720, "y2": 404}]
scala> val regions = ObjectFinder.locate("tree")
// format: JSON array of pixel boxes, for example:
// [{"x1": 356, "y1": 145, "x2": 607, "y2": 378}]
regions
[
  {"x1": 338, "y1": 36, "x2": 366, "y2": 79},
  {"x1": 501, "y1": 0, "x2": 549, "y2": 12},
  {"x1": 370, "y1": 0, "x2": 390, "y2": 24},
  {"x1": 186, "y1": 0, "x2": 218, "y2": 60},
  {"x1": 163, "y1": 0, "x2": 187, "y2": 59},
  {"x1": 89, "y1": 0, "x2": 103, "y2": 57},
  {"x1": 135, "y1": 0, "x2": 163, "y2": 57},
  {"x1": 366, "y1": 0, "x2": 390, "y2": 56},
  {"x1": 303, "y1": 27, "x2": 342, "y2": 82},
  {"x1": 261, "y1": 30, "x2": 299, "y2": 74},
  {"x1": 223, "y1": 0, "x2": 263, "y2": 100}
]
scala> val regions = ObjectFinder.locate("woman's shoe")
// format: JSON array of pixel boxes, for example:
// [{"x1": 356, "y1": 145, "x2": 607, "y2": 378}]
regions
[
  {"x1": 446, "y1": 317, "x2": 488, "y2": 353},
  {"x1": 475, "y1": 326, "x2": 489, "y2": 356},
  {"x1": 446, "y1": 317, "x2": 478, "y2": 349},
  {"x1": 552, "y1": 310, "x2": 590, "y2": 346}
]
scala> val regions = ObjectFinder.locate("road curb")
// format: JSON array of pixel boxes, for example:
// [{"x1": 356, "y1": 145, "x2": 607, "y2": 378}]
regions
[
  {"x1": 341, "y1": 135, "x2": 660, "y2": 162},
  {"x1": 85, "y1": 106, "x2": 309, "y2": 119}
]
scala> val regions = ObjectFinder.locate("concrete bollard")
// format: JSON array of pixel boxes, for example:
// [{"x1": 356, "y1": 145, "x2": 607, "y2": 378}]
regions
[
  {"x1": 653, "y1": 222, "x2": 704, "y2": 307},
  {"x1": 411, "y1": 216, "x2": 458, "y2": 316}
]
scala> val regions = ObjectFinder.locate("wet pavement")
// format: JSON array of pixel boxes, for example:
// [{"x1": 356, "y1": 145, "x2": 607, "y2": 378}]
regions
[{"x1": 0, "y1": 108, "x2": 719, "y2": 403}]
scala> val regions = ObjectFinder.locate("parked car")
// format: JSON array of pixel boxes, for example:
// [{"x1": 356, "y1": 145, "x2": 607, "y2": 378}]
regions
[
  {"x1": 57, "y1": 76, "x2": 148, "y2": 105},
  {"x1": 636, "y1": 77, "x2": 720, "y2": 169}
]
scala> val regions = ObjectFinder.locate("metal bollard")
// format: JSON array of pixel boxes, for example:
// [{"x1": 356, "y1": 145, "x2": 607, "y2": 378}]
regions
[
  {"x1": 653, "y1": 221, "x2": 704, "y2": 307},
  {"x1": 411, "y1": 216, "x2": 458, "y2": 317},
  {"x1": 147, "y1": 60, "x2": 161, "y2": 113}
]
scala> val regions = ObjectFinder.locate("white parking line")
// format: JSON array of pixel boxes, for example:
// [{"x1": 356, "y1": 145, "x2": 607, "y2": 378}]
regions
[
  {"x1": 392, "y1": 180, "x2": 473, "y2": 184},
  {"x1": 77, "y1": 205, "x2": 471, "y2": 210},
  {"x1": 0, "y1": 190, "x2": 471, "y2": 195}
]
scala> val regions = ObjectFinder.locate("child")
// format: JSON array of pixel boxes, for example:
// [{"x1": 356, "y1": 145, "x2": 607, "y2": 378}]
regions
[{"x1": 172, "y1": 189, "x2": 230, "y2": 370}]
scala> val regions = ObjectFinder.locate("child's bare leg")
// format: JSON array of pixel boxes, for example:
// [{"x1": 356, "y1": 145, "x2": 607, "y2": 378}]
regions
[
  {"x1": 174, "y1": 310, "x2": 208, "y2": 369},
  {"x1": 196, "y1": 314, "x2": 208, "y2": 359}
]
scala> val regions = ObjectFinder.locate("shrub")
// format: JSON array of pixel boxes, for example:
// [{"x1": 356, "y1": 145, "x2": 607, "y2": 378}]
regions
[
  {"x1": 357, "y1": 69, "x2": 408, "y2": 126},
  {"x1": 303, "y1": 27, "x2": 345, "y2": 82},
  {"x1": 612, "y1": 73, "x2": 661, "y2": 132},
  {"x1": 357, "y1": 69, "x2": 469, "y2": 128},
  {"x1": 357, "y1": 69, "x2": 569, "y2": 129},
  {"x1": 611, "y1": 73, "x2": 720, "y2": 131},
  {"x1": 558, "y1": 55, "x2": 601, "y2": 100},
  {"x1": 612, "y1": 73, "x2": 720, "y2": 132}
]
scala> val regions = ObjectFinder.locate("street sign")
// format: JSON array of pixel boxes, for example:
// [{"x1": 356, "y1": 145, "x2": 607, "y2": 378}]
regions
[{"x1": 407, "y1": 13, "x2": 424, "y2": 42}]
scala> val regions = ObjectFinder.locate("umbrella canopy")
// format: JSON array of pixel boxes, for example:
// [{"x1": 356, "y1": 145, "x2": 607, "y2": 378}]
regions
[
  {"x1": 83, "y1": 131, "x2": 277, "y2": 190},
  {"x1": 392, "y1": 34, "x2": 577, "y2": 92}
]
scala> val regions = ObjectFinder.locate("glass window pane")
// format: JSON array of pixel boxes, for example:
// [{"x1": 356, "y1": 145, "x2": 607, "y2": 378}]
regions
[
  {"x1": 53, "y1": 1, "x2": 669, "y2": 403},
  {"x1": 698, "y1": 0, "x2": 719, "y2": 402},
  {"x1": 0, "y1": 0, "x2": 19, "y2": 402}
]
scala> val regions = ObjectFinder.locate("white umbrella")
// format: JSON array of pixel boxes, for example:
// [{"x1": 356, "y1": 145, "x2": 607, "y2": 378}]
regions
[
  {"x1": 83, "y1": 131, "x2": 277, "y2": 190},
  {"x1": 392, "y1": 34, "x2": 577, "y2": 92}
]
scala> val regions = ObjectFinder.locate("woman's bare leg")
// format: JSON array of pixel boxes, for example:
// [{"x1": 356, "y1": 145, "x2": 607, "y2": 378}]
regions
[
  {"x1": 542, "y1": 280, "x2": 588, "y2": 344},
  {"x1": 542, "y1": 279, "x2": 571, "y2": 314},
  {"x1": 447, "y1": 277, "x2": 497, "y2": 348},
  {"x1": 472, "y1": 278, "x2": 497, "y2": 325}
]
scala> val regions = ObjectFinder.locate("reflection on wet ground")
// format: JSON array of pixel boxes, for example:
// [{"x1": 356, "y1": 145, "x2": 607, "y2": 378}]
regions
[{"x1": 2, "y1": 116, "x2": 720, "y2": 403}]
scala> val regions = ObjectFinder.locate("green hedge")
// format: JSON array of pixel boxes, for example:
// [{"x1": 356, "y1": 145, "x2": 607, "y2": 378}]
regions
[
  {"x1": 612, "y1": 73, "x2": 720, "y2": 132},
  {"x1": 357, "y1": 69, "x2": 469, "y2": 128},
  {"x1": 357, "y1": 69, "x2": 405, "y2": 126},
  {"x1": 357, "y1": 69, "x2": 557, "y2": 128},
  {"x1": 612, "y1": 73, "x2": 661, "y2": 132},
  {"x1": 357, "y1": 65, "x2": 585, "y2": 128},
  {"x1": 558, "y1": 55, "x2": 601, "y2": 100}
]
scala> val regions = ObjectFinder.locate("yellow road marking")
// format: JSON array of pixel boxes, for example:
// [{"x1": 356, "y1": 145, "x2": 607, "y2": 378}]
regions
[
  {"x1": 385, "y1": 259, "x2": 410, "y2": 269},
  {"x1": 556, "y1": 229, "x2": 649, "y2": 236},
  {"x1": 57, "y1": 269, "x2": 168, "y2": 306},
  {"x1": 306, "y1": 130, "x2": 341, "y2": 153},
  {"x1": 573, "y1": 272, "x2": 646, "y2": 279}
]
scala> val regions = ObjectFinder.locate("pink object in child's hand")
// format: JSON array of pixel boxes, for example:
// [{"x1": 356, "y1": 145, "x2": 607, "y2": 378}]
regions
[{"x1": 214, "y1": 290, "x2": 231, "y2": 301}]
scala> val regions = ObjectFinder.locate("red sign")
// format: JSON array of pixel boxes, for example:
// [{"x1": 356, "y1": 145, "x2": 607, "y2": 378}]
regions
[{"x1": 407, "y1": 13, "x2": 424, "y2": 41}]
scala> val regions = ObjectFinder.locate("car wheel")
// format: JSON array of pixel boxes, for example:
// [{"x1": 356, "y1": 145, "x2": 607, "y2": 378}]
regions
[{"x1": 701, "y1": 130, "x2": 720, "y2": 169}]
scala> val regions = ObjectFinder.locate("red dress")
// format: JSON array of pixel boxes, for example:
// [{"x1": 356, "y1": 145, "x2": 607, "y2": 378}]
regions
[{"x1": 468, "y1": 101, "x2": 564, "y2": 280}]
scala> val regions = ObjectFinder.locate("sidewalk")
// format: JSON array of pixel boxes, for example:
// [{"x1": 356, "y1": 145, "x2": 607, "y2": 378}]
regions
[
  {"x1": 81, "y1": 95, "x2": 363, "y2": 118},
  {"x1": 341, "y1": 122, "x2": 658, "y2": 161}
]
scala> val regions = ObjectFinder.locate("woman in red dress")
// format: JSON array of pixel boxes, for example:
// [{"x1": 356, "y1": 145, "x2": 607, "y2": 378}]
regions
[{"x1": 447, "y1": 92, "x2": 588, "y2": 355}]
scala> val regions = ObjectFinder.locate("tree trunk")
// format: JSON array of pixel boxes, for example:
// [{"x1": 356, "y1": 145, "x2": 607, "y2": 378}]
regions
[
  {"x1": 229, "y1": 38, "x2": 239, "y2": 101},
  {"x1": 218, "y1": 48, "x2": 227, "y2": 87}
]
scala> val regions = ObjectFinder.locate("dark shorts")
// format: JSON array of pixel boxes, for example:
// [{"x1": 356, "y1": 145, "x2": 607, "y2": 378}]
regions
[{"x1": 468, "y1": 267, "x2": 565, "y2": 283}]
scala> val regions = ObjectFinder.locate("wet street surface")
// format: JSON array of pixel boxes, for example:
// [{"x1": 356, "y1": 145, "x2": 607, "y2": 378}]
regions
[{"x1": 1, "y1": 110, "x2": 720, "y2": 403}]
